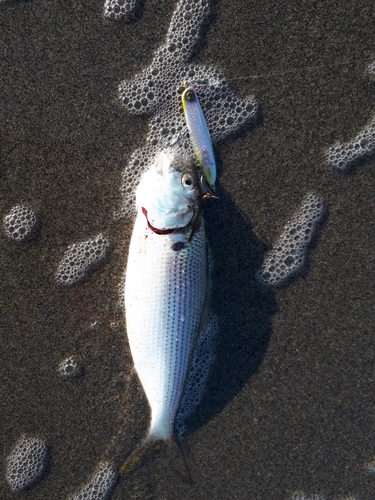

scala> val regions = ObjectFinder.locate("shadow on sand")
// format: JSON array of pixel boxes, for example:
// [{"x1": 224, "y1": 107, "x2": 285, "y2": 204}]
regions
[{"x1": 181, "y1": 184, "x2": 277, "y2": 437}]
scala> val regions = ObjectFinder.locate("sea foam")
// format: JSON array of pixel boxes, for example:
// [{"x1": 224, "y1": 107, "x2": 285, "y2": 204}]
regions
[
  {"x1": 115, "y1": 0, "x2": 258, "y2": 219},
  {"x1": 3, "y1": 204, "x2": 39, "y2": 243},
  {"x1": 69, "y1": 462, "x2": 117, "y2": 500},
  {"x1": 58, "y1": 356, "x2": 83, "y2": 378},
  {"x1": 257, "y1": 193, "x2": 324, "y2": 286},
  {"x1": 56, "y1": 234, "x2": 111, "y2": 287},
  {"x1": 327, "y1": 117, "x2": 375, "y2": 171},
  {"x1": 103, "y1": 0, "x2": 136, "y2": 19},
  {"x1": 327, "y1": 60, "x2": 375, "y2": 171},
  {"x1": 6, "y1": 435, "x2": 48, "y2": 492}
]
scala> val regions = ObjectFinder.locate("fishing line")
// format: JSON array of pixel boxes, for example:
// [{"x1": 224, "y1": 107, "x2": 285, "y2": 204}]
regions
[{"x1": 191, "y1": 55, "x2": 374, "y2": 84}]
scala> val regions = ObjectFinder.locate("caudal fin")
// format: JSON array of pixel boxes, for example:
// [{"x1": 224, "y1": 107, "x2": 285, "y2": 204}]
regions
[
  {"x1": 119, "y1": 436, "x2": 192, "y2": 483},
  {"x1": 119, "y1": 438, "x2": 159, "y2": 476},
  {"x1": 165, "y1": 437, "x2": 192, "y2": 484}
]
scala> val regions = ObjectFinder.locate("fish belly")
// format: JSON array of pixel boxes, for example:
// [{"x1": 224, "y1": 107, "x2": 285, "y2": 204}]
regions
[{"x1": 125, "y1": 213, "x2": 207, "y2": 439}]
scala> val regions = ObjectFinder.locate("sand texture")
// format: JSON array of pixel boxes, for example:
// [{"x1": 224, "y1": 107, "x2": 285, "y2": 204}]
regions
[{"x1": 0, "y1": 0, "x2": 375, "y2": 498}]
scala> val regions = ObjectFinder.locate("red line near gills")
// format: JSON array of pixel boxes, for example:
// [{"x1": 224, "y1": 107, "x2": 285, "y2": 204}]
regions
[{"x1": 142, "y1": 207, "x2": 176, "y2": 235}]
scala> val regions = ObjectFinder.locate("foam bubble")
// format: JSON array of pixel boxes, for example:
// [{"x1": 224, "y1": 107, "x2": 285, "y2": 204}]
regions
[
  {"x1": 257, "y1": 193, "x2": 324, "y2": 287},
  {"x1": 58, "y1": 356, "x2": 82, "y2": 378},
  {"x1": 90, "y1": 320, "x2": 101, "y2": 331},
  {"x1": 327, "y1": 117, "x2": 375, "y2": 170},
  {"x1": 6, "y1": 435, "x2": 48, "y2": 492},
  {"x1": 116, "y1": 0, "x2": 258, "y2": 219},
  {"x1": 103, "y1": 0, "x2": 136, "y2": 20},
  {"x1": 174, "y1": 314, "x2": 218, "y2": 436},
  {"x1": 3, "y1": 204, "x2": 39, "y2": 243},
  {"x1": 69, "y1": 462, "x2": 117, "y2": 500},
  {"x1": 327, "y1": 58, "x2": 375, "y2": 171},
  {"x1": 56, "y1": 234, "x2": 111, "y2": 287}
]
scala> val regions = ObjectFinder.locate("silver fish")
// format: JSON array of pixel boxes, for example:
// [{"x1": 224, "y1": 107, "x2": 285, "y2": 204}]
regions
[{"x1": 122, "y1": 150, "x2": 209, "y2": 474}]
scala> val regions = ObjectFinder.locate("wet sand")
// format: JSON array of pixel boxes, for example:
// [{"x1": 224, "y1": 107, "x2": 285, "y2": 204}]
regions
[{"x1": 1, "y1": 0, "x2": 375, "y2": 498}]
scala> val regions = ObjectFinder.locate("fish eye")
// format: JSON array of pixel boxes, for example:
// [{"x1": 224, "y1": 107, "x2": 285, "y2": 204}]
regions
[
  {"x1": 182, "y1": 173, "x2": 195, "y2": 188},
  {"x1": 185, "y1": 90, "x2": 195, "y2": 101}
]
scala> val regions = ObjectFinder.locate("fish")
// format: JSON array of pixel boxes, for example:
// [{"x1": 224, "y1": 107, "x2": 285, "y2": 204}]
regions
[
  {"x1": 122, "y1": 150, "x2": 209, "y2": 476},
  {"x1": 181, "y1": 84, "x2": 217, "y2": 190}
]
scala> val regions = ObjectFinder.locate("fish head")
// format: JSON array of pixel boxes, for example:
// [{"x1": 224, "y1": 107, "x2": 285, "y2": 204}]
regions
[
  {"x1": 164, "y1": 152, "x2": 200, "y2": 200},
  {"x1": 137, "y1": 151, "x2": 201, "y2": 231}
]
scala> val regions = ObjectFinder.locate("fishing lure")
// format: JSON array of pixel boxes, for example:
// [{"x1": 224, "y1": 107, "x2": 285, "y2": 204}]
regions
[{"x1": 181, "y1": 84, "x2": 217, "y2": 190}]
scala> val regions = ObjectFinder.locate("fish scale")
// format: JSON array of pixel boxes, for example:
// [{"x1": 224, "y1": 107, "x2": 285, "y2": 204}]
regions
[{"x1": 125, "y1": 211, "x2": 207, "y2": 440}]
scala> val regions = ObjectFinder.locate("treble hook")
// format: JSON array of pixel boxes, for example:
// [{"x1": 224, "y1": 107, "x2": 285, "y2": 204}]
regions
[
  {"x1": 201, "y1": 192, "x2": 218, "y2": 202},
  {"x1": 198, "y1": 175, "x2": 218, "y2": 202},
  {"x1": 159, "y1": 132, "x2": 171, "y2": 149},
  {"x1": 159, "y1": 129, "x2": 188, "y2": 150}
]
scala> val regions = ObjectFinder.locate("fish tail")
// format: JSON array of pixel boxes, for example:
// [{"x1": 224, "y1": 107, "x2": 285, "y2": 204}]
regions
[
  {"x1": 165, "y1": 437, "x2": 192, "y2": 484},
  {"x1": 119, "y1": 437, "x2": 159, "y2": 477},
  {"x1": 119, "y1": 436, "x2": 192, "y2": 483}
]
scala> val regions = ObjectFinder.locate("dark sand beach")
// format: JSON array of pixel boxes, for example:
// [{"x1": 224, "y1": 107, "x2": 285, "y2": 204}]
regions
[{"x1": 1, "y1": 0, "x2": 375, "y2": 498}]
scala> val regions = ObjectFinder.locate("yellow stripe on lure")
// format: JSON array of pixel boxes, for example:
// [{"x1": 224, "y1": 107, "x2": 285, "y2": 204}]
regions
[{"x1": 181, "y1": 84, "x2": 217, "y2": 190}]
